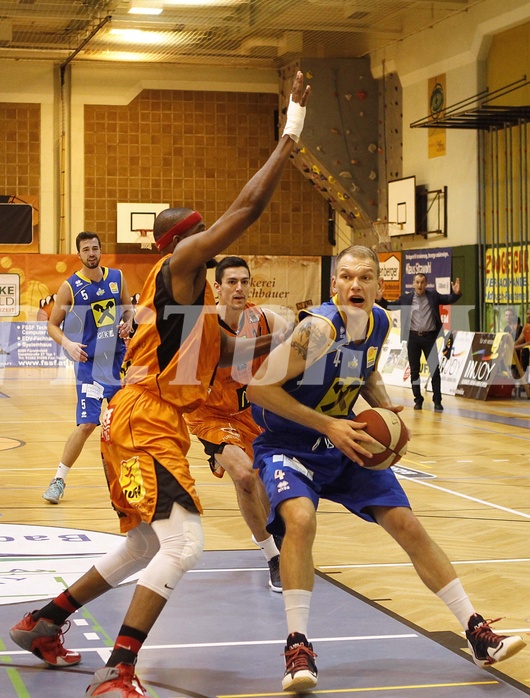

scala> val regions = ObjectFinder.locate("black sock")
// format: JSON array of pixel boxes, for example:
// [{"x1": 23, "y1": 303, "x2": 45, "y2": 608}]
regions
[
  {"x1": 33, "y1": 590, "x2": 82, "y2": 626},
  {"x1": 106, "y1": 625, "x2": 148, "y2": 668}
]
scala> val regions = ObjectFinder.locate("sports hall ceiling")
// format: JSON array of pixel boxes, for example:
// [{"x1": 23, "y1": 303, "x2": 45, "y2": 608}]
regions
[{"x1": 0, "y1": 0, "x2": 488, "y2": 68}]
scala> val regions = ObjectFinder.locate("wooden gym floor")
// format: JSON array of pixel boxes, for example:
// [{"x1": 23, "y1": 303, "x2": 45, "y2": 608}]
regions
[{"x1": 0, "y1": 366, "x2": 529, "y2": 695}]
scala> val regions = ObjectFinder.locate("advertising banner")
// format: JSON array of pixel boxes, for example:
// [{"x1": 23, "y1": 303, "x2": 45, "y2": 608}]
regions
[
  {"x1": 454, "y1": 332, "x2": 514, "y2": 400},
  {"x1": 0, "y1": 253, "x2": 321, "y2": 368},
  {"x1": 403, "y1": 248, "x2": 452, "y2": 290},
  {"x1": 380, "y1": 328, "x2": 513, "y2": 401},
  {"x1": 378, "y1": 252, "x2": 402, "y2": 301},
  {"x1": 244, "y1": 255, "x2": 320, "y2": 317},
  {"x1": 379, "y1": 326, "x2": 436, "y2": 393},
  {"x1": 0, "y1": 320, "x2": 67, "y2": 369},
  {"x1": 484, "y1": 245, "x2": 529, "y2": 304},
  {"x1": 438, "y1": 330, "x2": 474, "y2": 396},
  {"x1": 209, "y1": 255, "x2": 321, "y2": 322},
  {"x1": 0, "y1": 253, "x2": 156, "y2": 323}
]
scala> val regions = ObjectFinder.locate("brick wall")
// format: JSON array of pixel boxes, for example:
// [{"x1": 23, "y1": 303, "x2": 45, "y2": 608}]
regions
[
  {"x1": 0, "y1": 103, "x2": 40, "y2": 248},
  {"x1": 84, "y1": 89, "x2": 330, "y2": 256}
]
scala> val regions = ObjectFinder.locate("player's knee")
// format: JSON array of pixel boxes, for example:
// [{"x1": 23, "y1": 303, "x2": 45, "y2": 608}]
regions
[
  {"x1": 232, "y1": 467, "x2": 257, "y2": 493},
  {"x1": 381, "y1": 507, "x2": 424, "y2": 542},
  {"x1": 399, "y1": 511, "x2": 426, "y2": 542},
  {"x1": 78, "y1": 422, "x2": 97, "y2": 436},
  {"x1": 154, "y1": 512, "x2": 204, "y2": 573},
  {"x1": 127, "y1": 522, "x2": 161, "y2": 563},
  {"x1": 94, "y1": 523, "x2": 160, "y2": 587},
  {"x1": 280, "y1": 499, "x2": 316, "y2": 539},
  {"x1": 179, "y1": 515, "x2": 204, "y2": 571}
]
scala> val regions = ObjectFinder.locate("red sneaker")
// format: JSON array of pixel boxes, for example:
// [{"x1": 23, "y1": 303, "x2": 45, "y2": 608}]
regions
[
  {"x1": 10, "y1": 612, "x2": 81, "y2": 666},
  {"x1": 85, "y1": 663, "x2": 146, "y2": 697}
]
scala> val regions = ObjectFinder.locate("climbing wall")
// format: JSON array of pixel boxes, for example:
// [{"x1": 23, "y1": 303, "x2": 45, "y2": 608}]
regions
[{"x1": 280, "y1": 60, "x2": 403, "y2": 249}]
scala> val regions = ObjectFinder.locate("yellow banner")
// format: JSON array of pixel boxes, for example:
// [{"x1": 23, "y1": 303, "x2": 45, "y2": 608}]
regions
[
  {"x1": 484, "y1": 245, "x2": 529, "y2": 303},
  {"x1": 428, "y1": 74, "x2": 446, "y2": 159}
]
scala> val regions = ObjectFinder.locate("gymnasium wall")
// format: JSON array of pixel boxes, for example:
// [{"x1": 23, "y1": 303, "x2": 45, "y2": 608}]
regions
[
  {"x1": 0, "y1": 105, "x2": 40, "y2": 253},
  {"x1": 82, "y1": 89, "x2": 330, "y2": 258},
  {"x1": 0, "y1": 62, "x2": 330, "y2": 257}
]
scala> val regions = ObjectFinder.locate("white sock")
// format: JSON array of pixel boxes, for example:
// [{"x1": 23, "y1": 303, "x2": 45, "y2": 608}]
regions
[
  {"x1": 283, "y1": 589, "x2": 312, "y2": 637},
  {"x1": 436, "y1": 578, "x2": 475, "y2": 629},
  {"x1": 55, "y1": 463, "x2": 71, "y2": 481},
  {"x1": 252, "y1": 534, "x2": 279, "y2": 562}
]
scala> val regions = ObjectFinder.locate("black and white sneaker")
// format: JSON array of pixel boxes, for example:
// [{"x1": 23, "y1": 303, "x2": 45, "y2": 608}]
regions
[
  {"x1": 466, "y1": 614, "x2": 525, "y2": 667},
  {"x1": 268, "y1": 554, "x2": 282, "y2": 593},
  {"x1": 282, "y1": 632, "x2": 318, "y2": 692}
]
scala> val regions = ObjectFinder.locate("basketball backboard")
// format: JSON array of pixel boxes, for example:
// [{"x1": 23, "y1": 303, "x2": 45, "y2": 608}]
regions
[
  {"x1": 117, "y1": 202, "x2": 169, "y2": 248},
  {"x1": 387, "y1": 176, "x2": 416, "y2": 236}
]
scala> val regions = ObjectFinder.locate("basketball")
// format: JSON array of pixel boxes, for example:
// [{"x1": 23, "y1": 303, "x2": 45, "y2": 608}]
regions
[{"x1": 353, "y1": 408, "x2": 408, "y2": 470}]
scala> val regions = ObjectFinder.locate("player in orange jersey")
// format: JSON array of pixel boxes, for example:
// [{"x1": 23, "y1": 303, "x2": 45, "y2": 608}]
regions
[
  {"x1": 10, "y1": 70, "x2": 311, "y2": 698},
  {"x1": 186, "y1": 255, "x2": 286, "y2": 592}
]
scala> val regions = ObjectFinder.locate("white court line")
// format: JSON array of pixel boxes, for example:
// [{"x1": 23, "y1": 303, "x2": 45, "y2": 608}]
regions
[
  {"x1": 401, "y1": 476, "x2": 530, "y2": 520},
  {"x1": 188, "y1": 566, "x2": 279, "y2": 573},
  {"x1": 97, "y1": 648, "x2": 111, "y2": 662},
  {"x1": 319, "y1": 558, "x2": 530, "y2": 570},
  {"x1": 2, "y1": 466, "x2": 105, "y2": 472},
  {"x1": 0, "y1": 633, "x2": 418, "y2": 658},
  {"x1": 1, "y1": 419, "x2": 73, "y2": 425}
]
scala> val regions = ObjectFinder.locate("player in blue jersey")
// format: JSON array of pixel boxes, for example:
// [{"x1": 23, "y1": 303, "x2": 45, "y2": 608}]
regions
[
  {"x1": 42, "y1": 232, "x2": 134, "y2": 504},
  {"x1": 247, "y1": 245, "x2": 525, "y2": 693}
]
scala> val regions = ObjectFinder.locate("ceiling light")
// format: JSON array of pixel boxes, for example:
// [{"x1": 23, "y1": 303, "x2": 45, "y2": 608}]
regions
[
  {"x1": 129, "y1": 0, "x2": 163, "y2": 15},
  {"x1": 109, "y1": 28, "x2": 168, "y2": 44}
]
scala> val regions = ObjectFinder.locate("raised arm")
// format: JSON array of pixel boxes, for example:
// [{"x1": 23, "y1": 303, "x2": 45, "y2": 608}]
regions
[{"x1": 168, "y1": 71, "x2": 311, "y2": 304}]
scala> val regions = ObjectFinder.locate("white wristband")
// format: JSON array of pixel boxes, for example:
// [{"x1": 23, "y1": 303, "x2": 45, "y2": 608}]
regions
[{"x1": 282, "y1": 96, "x2": 306, "y2": 143}]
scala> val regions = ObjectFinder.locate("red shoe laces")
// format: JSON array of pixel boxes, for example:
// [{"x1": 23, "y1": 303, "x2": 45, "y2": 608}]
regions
[
  {"x1": 284, "y1": 644, "x2": 317, "y2": 672},
  {"x1": 121, "y1": 665, "x2": 146, "y2": 694},
  {"x1": 40, "y1": 619, "x2": 71, "y2": 654},
  {"x1": 471, "y1": 617, "x2": 504, "y2": 643}
]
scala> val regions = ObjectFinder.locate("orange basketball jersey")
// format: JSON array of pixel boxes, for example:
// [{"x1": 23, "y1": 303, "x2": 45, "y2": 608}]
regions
[
  {"x1": 189, "y1": 302, "x2": 270, "y2": 418},
  {"x1": 122, "y1": 255, "x2": 220, "y2": 411}
]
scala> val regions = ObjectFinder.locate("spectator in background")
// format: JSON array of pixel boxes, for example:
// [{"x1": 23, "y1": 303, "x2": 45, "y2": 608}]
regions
[
  {"x1": 43, "y1": 232, "x2": 134, "y2": 504},
  {"x1": 513, "y1": 307, "x2": 530, "y2": 381},
  {"x1": 502, "y1": 307, "x2": 523, "y2": 380},
  {"x1": 502, "y1": 306, "x2": 522, "y2": 341},
  {"x1": 378, "y1": 273, "x2": 461, "y2": 412}
]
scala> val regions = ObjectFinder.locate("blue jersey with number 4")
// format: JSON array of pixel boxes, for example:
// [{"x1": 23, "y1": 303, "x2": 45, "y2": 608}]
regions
[{"x1": 251, "y1": 297, "x2": 392, "y2": 446}]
